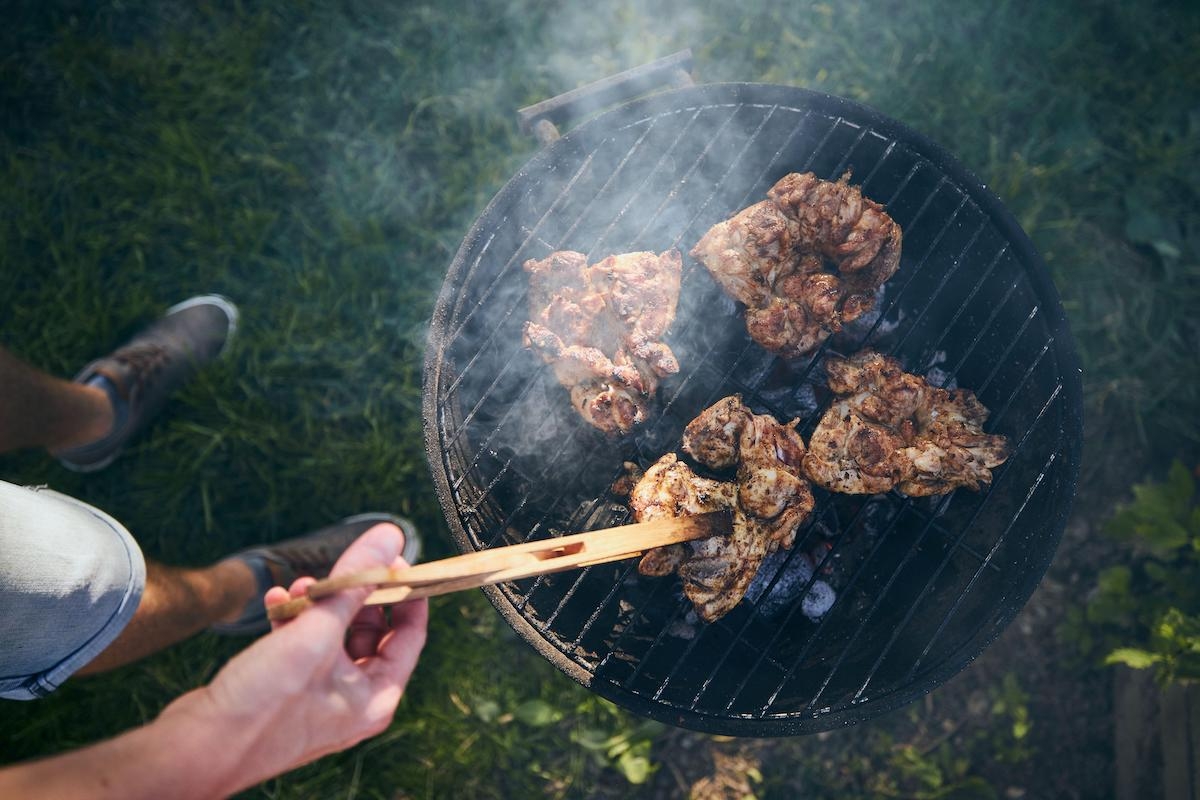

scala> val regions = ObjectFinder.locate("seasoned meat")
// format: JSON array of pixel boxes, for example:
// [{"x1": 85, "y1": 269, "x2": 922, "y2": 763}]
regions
[
  {"x1": 629, "y1": 453, "x2": 737, "y2": 579},
  {"x1": 631, "y1": 396, "x2": 815, "y2": 621},
  {"x1": 679, "y1": 394, "x2": 749, "y2": 469},
  {"x1": 610, "y1": 461, "x2": 644, "y2": 498},
  {"x1": 803, "y1": 351, "x2": 1010, "y2": 496},
  {"x1": 691, "y1": 172, "x2": 901, "y2": 358},
  {"x1": 523, "y1": 249, "x2": 682, "y2": 434},
  {"x1": 767, "y1": 172, "x2": 902, "y2": 292},
  {"x1": 598, "y1": 250, "x2": 682, "y2": 374}
]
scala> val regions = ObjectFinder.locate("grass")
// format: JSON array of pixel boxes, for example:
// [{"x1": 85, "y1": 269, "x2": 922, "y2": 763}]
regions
[{"x1": 1, "y1": 0, "x2": 1197, "y2": 797}]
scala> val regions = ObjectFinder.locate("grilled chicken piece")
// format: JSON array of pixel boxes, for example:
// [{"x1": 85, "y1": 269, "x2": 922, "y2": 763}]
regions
[
  {"x1": 630, "y1": 453, "x2": 738, "y2": 579},
  {"x1": 767, "y1": 172, "x2": 902, "y2": 293},
  {"x1": 803, "y1": 351, "x2": 1010, "y2": 496},
  {"x1": 523, "y1": 249, "x2": 682, "y2": 434},
  {"x1": 685, "y1": 396, "x2": 814, "y2": 549},
  {"x1": 691, "y1": 172, "x2": 901, "y2": 358},
  {"x1": 728, "y1": 409, "x2": 815, "y2": 544},
  {"x1": 630, "y1": 396, "x2": 815, "y2": 621},
  {"x1": 597, "y1": 250, "x2": 682, "y2": 374}
]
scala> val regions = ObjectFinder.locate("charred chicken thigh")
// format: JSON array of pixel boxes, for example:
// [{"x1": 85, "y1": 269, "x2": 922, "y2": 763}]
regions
[
  {"x1": 804, "y1": 351, "x2": 1010, "y2": 496},
  {"x1": 691, "y1": 172, "x2": 901, "y2": 358},
  {"x1": 629, "y1": 396, "x2": 815, "y2": 621},
  {"x1": 523, "y1": 249, "x2": 682, "y2": 434},
  {"x1": 629, "y1": 453, "x2": 737, "y2": 580}
]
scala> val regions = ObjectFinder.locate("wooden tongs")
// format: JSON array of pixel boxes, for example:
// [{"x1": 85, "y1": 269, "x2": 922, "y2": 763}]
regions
[{"x1": 266, "y1": 510, "x2": 731, "y2": 621}]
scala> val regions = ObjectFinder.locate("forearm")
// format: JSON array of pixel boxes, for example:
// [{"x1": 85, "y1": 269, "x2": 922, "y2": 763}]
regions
[
  {"x1": 0, "y1": 688, "x2": 273, "y2": 800},
  {"x1": 0, "y1": 526, "x2": 427, "y2": 798}
]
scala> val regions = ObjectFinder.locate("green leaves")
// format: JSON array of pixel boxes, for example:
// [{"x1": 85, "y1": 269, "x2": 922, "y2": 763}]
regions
[
  {"x1": 1106, "y1": 461, "x2": 1198, "y2": 554},
  {"x1": 1104, "y1": 648, "x2": 1161, "y2": 670},
  {"x1": 570, "y1": 717, "x2": 665, "y2": 785},
  {"x1": 1123, "y1": 186, "x2": 1185, "y2": 262},
  {"x1": 1074, "y1": 461, "x2": 1200, "y2": 685},
  {"x1": 512, "y1": 699, "x2": 561, "y2": 727}
]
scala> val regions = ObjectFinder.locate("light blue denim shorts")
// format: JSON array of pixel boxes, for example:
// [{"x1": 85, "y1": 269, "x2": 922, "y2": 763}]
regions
[{"x1": 0, "y1": 480, "x2": 145, "y2": 700}]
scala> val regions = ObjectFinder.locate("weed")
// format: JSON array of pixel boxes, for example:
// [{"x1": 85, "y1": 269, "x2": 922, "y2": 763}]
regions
[{"x1": 1064, "y1": 460, "x2": 1200, "y2": 684}]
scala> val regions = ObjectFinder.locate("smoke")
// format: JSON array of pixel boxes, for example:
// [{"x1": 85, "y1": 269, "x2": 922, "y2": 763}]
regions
[
  {"x1": 428, "y1": 3, "x2": 892, "y2": 522},
  {"x1": 530, "y1": 2, "x2": 706, "y2": 101},
  {"x1": 278, "y1": 0, "x2": 919, "y2": 561}
]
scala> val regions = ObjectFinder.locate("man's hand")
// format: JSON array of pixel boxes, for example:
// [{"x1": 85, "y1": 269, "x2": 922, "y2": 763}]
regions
[
  {"x1": 167, "y1": 522, "x2": 428, "y2": 791},
  {"x1": 0, "y1": 523, "x2": 428, "y2": 800}
]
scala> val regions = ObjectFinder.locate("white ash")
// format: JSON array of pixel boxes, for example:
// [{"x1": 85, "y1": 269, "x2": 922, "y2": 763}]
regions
[
  {"x1": 757, "y1": 379, "x2": 819, "y2": 419},
  {"x1": 924, "y1": 350, "x2": 958, "y2": 390},
  {"x1": 925, "y1": 366, "x2": 954, "y2": 388},
  {"x1": 800, "y1": 580, "x2": 836, "y2": 619},
  {"x1": 858, "y1": 496, "x2": 893, "y2": 537},
  {"x1": 792, "y1": 380, "x2": 819, "y2": 416},
  {"x1": 667, "y1": 612, "x2": 699, "y2": 640},
  {"x1": 744, "y1": 549, "x2": 837, "y2": 621}
]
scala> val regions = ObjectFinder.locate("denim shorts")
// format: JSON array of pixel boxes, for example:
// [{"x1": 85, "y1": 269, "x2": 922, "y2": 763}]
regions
[{"x1": 0, "y1": 480, "x2": 145, "y2": 701}]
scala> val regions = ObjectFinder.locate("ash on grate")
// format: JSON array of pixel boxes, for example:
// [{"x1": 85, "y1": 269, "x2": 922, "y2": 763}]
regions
[
  {"x1": 666, "y1": 609, "x2": 703, "y2": 640},
  {"x1": 744, "y1": 548, "x2": 836, "y2": 621},
  {"x1": 755, "y1": 376, "x2": 820, "y2": 421},
  {"x1": 923, "y1": 349, "x2": 959, "y2": 390}
]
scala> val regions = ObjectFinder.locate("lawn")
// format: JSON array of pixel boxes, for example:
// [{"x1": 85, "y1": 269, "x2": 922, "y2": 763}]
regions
[{"x1": 2, "y1": 0, "x2": 1198, "y2": 797}]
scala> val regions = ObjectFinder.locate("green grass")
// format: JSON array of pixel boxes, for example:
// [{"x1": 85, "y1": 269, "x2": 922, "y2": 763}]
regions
[{"x1": 2, "y1": 0, "x2": 1197, "y2": 797}]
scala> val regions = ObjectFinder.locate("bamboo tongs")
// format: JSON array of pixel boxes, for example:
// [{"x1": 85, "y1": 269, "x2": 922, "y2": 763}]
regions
[{"x1": 266, "y1": 510, "x2": 731, "y2": 621}]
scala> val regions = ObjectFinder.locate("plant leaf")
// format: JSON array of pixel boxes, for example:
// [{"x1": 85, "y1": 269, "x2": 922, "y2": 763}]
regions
[
  {"x1": 1104, "y1": 647, "x2": 1162, "y2": 669},
  {"x1": 514, "y1": 699, "x2": 561, "y2": 727},
  {"x1": 473, "y1": 698, "x2": 500, "y2": 723},
  {"x1": 616, "y1": 751, "x2": 652, "y2": 784}
]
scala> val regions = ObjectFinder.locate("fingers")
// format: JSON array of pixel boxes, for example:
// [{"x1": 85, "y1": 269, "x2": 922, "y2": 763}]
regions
[
  {"x1": 264, "y1": 586, "x2": 292, "y2": 631},
  {"x1": 346, "y1": 606, "x2": 388, "y2": 660},
  {"x1": 312, "y1": 523, "x2": 406, "y2": 628},
  {"x1": 266, "y1": 577, "x2": 317, "y2": 631},
  {"x1": 365, "y1": 596, "x2": 429, "y2": 689},
  {"x1": 290, "y1": 576, "x2": 317, "y2": 597}
]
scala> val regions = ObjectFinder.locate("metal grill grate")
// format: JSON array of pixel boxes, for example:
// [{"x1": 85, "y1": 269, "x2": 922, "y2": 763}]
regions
[{"x1": 424, "y1": 84, "x2": 1082, "y2": 735}]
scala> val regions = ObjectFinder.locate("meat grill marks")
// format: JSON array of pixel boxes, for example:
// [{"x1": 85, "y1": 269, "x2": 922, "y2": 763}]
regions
[
  {"x1": 629, "y1": 396, "x2": 815, "y2": 622},
  {"x1": 522, "y1": 249, "x2": 682, "y2": 434},
  {"x1": 803, "y1": 350, "x2": 1011, "y2": 496},
  {"x1": 690, "y1": 171, "x2": 902, "y2": 359}
]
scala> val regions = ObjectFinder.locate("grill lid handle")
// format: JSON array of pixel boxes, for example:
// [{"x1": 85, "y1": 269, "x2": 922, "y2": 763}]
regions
[{"x1": 517, "y1": 49, "x2": 694, "y2": 145}]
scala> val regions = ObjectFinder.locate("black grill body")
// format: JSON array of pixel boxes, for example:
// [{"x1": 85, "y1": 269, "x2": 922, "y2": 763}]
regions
[{"x1": 423, "y1": 84, "x2": 1083, "y2": 735}]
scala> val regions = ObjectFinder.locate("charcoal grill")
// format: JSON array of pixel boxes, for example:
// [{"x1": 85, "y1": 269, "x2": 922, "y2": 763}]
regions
[{"x1": 423, "y1": 62, "x2": 1083, "y2": 735}]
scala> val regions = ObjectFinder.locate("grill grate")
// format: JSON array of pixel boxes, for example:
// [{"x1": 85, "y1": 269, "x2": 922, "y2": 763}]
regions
[{"x1": 425, "y1": 85, "x2": 1082, "y2": 734}]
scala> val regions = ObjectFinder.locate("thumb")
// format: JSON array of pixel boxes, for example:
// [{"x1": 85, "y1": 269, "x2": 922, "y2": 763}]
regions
[{"x1": 310, "y1": 523, "x2": 406, "y2": 628}]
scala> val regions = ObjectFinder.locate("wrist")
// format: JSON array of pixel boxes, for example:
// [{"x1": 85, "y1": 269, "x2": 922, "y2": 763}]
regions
[
  {"x1": 151, "y1": 686, "x2": 277, "y2": 798},
  {"x1": 0, "y1": 686, "x2": 274, "y2": 800}
]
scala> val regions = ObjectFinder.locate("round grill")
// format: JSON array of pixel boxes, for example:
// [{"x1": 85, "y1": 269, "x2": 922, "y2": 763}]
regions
[{"x1": 423, "y1": 84, "x2": 1082, "y2": 735}]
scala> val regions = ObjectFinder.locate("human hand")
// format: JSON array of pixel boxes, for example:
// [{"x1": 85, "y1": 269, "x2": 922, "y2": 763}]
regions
[{"x1": 174, "y1": 523, "x2": 428, "y2": 789}]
